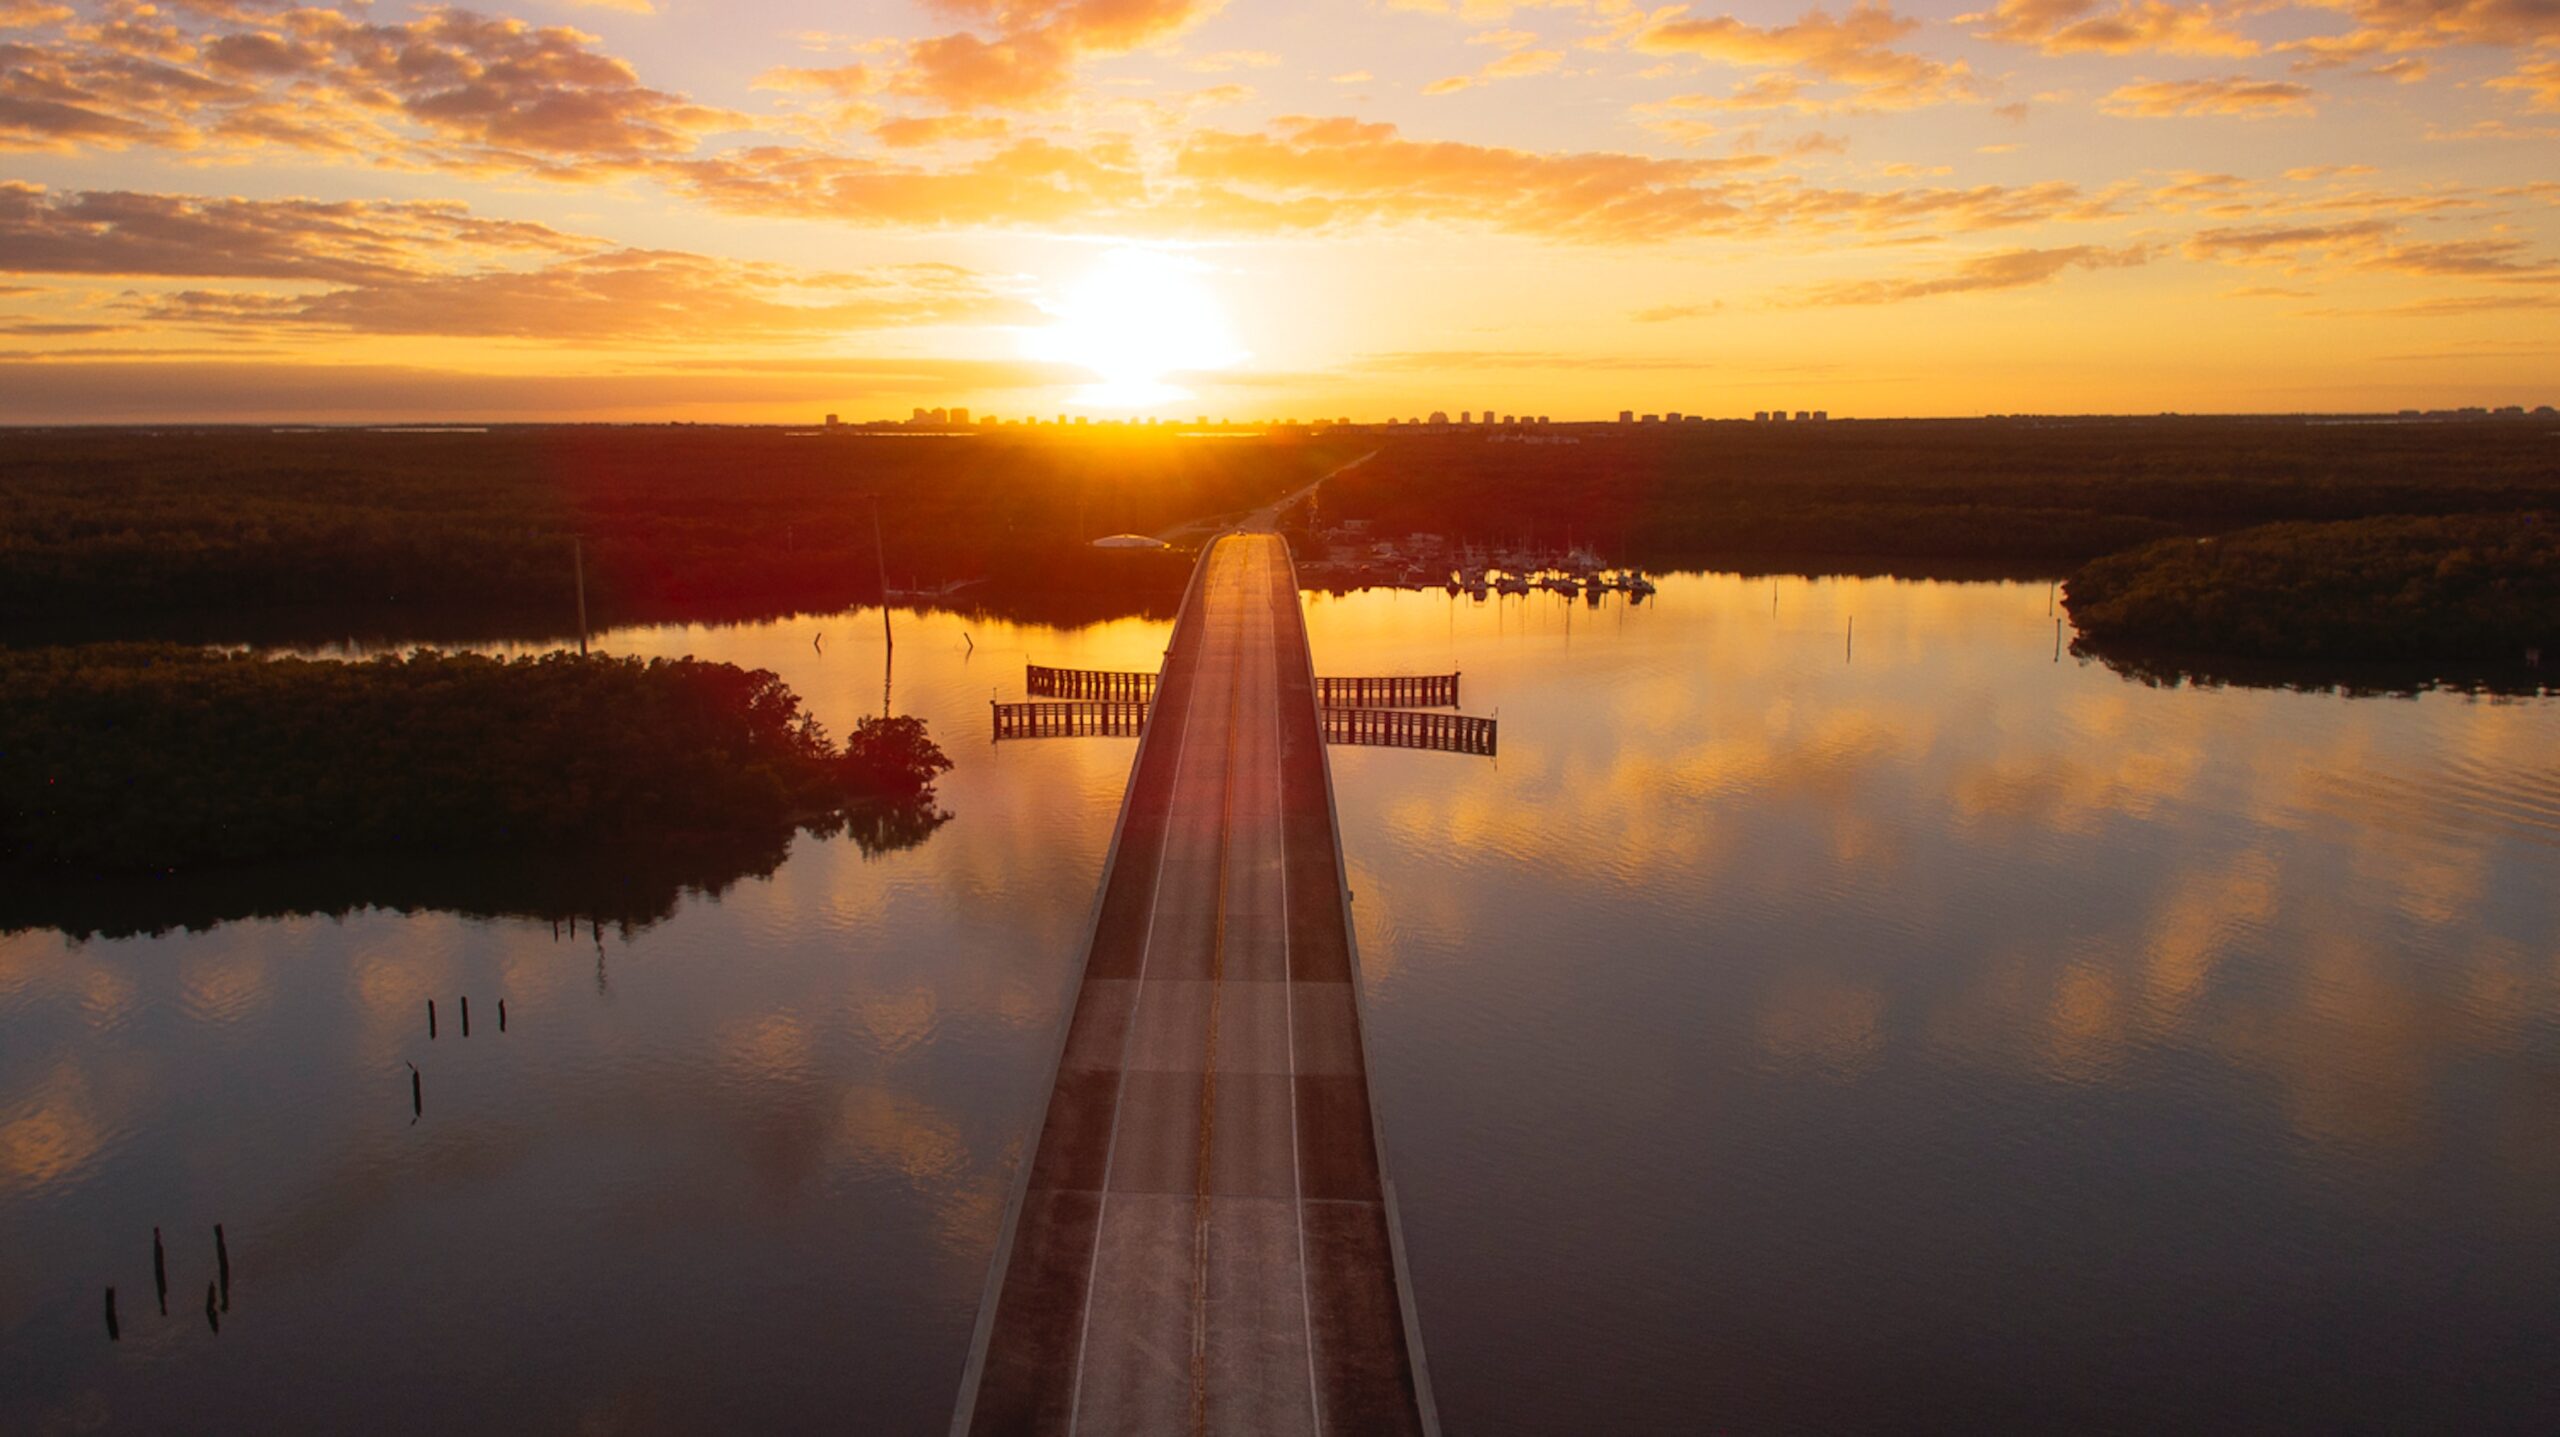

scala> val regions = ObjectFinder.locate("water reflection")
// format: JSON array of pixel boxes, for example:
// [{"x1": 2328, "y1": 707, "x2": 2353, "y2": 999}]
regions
[
  {"x1": 1313, "y1": 573, "x2": 2560, "y2": 1435},
  {"x1": 2, "y1": 577, "x2": 2556, "y2": 1433}
]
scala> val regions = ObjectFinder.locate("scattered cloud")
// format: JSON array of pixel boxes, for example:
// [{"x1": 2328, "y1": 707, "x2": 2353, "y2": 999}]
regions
[
  {"x1": 0, "y1": 183, "x2": 590, "y2": 283},
  {"x1": 1631, "y1": 300, "x2": 1723, "y2": 321},
  {"x1": 125, "y1": 251, "x2": 1032, "y2": 341},
  {"x1": 1632, "y1": 3, "x2": 1978, "y2": 111},
  {"x1": 2101, "y1": 75, "x2": 2318, "y2": 117},
  {"x1": 2487, "y1": 55, "x2": 2560, "y2": 113},
  {"x1": 1964, "y1": 0, "x2": 2258, "y2": 57},
  {"x1": 1425, "y1": 44, "x2": 1563, "y2": 93},
  {"x1": 0, "y1": 182, "x2": 1031, "y2": 345},
  {"x1": 2185, "y1": 216, "x2": 2560, "y2": 281},
  {"x1": 1787, "y1": 243, "x2": 2153, "y2": 304}
]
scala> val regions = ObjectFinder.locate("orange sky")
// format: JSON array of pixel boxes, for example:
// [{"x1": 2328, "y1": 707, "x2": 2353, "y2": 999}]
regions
[{"x1": 2, "y1": 0, "x2": 2555, "y2": 421}]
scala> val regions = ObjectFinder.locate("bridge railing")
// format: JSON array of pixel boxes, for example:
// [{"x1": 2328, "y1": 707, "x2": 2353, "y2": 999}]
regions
[
  {"x1": 1030, "y1": 664, "x2": 1457, "y2": 709},
  {"x1": 991, "y1": 700, "x2": 1150, "y2": 740},
  {"x1": 1025, "y1": 664, "x2": 1159, "y2": 701},
  {"x1": 1314, "y1": 673, "x2": 1460, "y2": 709},
  {"x1": 1321, "y1": 707, "x2": 1497, "y2": 757}
]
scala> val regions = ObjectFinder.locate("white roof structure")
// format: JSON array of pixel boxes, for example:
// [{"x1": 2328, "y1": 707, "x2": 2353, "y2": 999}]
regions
[{"x1": 1090, "y1": 533, "x2": 1171, "y2": 549}]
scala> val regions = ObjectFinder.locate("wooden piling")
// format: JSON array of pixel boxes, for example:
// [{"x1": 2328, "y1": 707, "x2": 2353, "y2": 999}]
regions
[
  {"x1": 105, "y1": 1287, "x2": 118, "y2": 1341},
  {"x1": 460, "y1": 995, "x2": 470, "y2": 1037},
  {"x1": 154, "y1": 1227, "x2": 167, "y2": 1315},
  {"x1": 427, "y1": 999, "x2": 436, "y2": 1039}
]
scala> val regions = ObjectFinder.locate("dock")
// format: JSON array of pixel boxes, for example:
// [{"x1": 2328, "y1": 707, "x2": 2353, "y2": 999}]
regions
[{"x1": 953, "y1": 532, "x2": 1438, "y2": 1436}]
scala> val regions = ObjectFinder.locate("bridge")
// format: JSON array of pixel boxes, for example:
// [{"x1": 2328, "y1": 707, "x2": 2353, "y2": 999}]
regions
[{"x1": 953, "y1": 532, "x2": 1440, "y2": 1436}]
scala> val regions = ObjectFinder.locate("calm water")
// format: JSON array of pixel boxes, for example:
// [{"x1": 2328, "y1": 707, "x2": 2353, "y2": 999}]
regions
[{"x1": 6, "y1": 575, "x2": 2558, "y2": 1434}]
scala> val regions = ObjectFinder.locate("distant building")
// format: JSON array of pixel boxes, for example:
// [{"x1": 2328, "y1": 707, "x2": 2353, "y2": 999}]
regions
[
  {"x1": 949, "y1": 407, "x2": 970, "y2": 426},
  {"x1": 1754, "y1": 412, "x2": 1768, "y2": 422},
  {"x1": 1619, "y1": 410, "x2": 1634, "y2": 424},
  {"x1": 825, "y1": 413, "x2": 840, "y2": 427},
  {"x1": 1460, "y1": 411, "x2": 1472, "y2": 424},
  {"x1": 1811, "y1": 411, "x2": 1829, "y2": 422},
  {"x1": 1641, "y1": 414, "x2": 1659, "y2": 424},
  {"x1": 1429, "y1": 410, "x2": 1449, "y2": 425},
  {"x1": 1794, "y1": 410, "x2": 1811, "y2": 421},
  {"x1": 1666, "y1": 411, "x2": 1683, "y2": 423}
]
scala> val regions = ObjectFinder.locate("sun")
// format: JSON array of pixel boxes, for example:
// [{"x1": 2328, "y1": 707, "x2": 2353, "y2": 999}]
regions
[{"x1": 1022, "y1": 247, "x2": 1247, "y2": 410}]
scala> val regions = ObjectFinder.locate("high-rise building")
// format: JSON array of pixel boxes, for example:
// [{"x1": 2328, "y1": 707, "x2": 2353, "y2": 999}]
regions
[
  {"x1": 1666, "y1": 411, "x2": 1683, "y2": 423},
  {"x1": 1753, "y1": 411, "x2": 1768, "y2": 422},
  {"x1": 825, "y1": 413, "x2": 840, "y2": 427},
  {"x1": 1795, "y1": 410, "x2": 1811, "y2": 421},
  {"x1": 1619, "y1": 410, "x2": 1634, "y2": 424},
  {"x1": 1430, "y1": 411, "x2": 1450, "y2": 425},
  {"x1": 1460, "y1": 411, "x2": 1473, "y2": 424},
  {"x1": 949, "y1": 407, "x2": 970, "y2": 426}
]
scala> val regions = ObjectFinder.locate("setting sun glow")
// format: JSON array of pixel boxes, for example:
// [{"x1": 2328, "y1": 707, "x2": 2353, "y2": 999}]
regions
[{"x1": 1021, "y1": 248, "x2": 1247, "y2": 411}]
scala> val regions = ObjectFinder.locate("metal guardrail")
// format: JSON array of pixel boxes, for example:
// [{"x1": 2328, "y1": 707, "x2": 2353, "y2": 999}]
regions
[
  {"x1": 1029, "y1": 665, "x2": 1457, "y2": 709},
  {"x1": 1024, "y1": 665, "x2": 1158, "y2": 701},
  {"x1": 1321, "y1": 707, "x2": 1497, "y2": 756},
  {"x1": 993, "y1": 699, "x2": 1497, "y2": 755},
  {"x1": 990, "y1": 700, "x2": 1150, "y2": 740},
  {"x1": 1315, "y1": 674, "x2": 1460, "y2": 709}
]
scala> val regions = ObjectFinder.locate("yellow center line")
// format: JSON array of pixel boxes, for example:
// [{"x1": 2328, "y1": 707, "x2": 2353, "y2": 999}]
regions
[{"x1": 1190, "y1": 548, "x2": 1246, "y2": 1435}]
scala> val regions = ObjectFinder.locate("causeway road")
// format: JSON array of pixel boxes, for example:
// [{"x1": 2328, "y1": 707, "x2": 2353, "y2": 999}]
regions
[{"x1": 952, "y1": 531, "x2": 1435, "y2": 1436}]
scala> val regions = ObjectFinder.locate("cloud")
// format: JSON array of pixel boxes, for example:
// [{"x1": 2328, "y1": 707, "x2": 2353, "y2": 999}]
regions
[
  {"x1": 0, "y1": 8, "x2": 746, "y2": 170},
  {"x1": 2487, "y1": 55, "x2": 2560, "y2": 113},
  {"x1": 895, "y1": 0, "x2": 1226, "y2": 109},
  {"x1": 0, "y1": 182, "x2": 1032, "y2": 345},
  {"x1": 0, "y1": 357, "x2": 1084, "y2": 423},
  {"x1": 0, "y1": 182, "x2": 590, "y2": 282},
  {"x1": 1633, "y1": 4, "x2": 1977, "y2": 110},
  {"x1": 870, "y1": 112, "x2": 1013, "y2": 147},
  {"x1": 2183, "y1": 217, "x2": 2560, "y2": 280},
  {"x1": 1964, "y1": 0, "x2": 2258, "y2": 57},
  {"x1": 2101, "y1": 75, "x2": 2318, "y2": 117},
  {"x1": 124, "y1": 250, "x2": 1035, "y2": 341},
  {"x1": 1787, "y1": 243, "x2": 2153, "y2": 304},
  {"x1": 2184, "y1": 217, "x2": 2395, "y2": 262},
  {"x1": 1425, "y1": 45, "x2": 1563, "y2": 93}
]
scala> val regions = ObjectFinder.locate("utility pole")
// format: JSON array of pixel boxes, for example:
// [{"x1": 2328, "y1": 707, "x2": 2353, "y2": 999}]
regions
[
  {"x1": 870, "y1": 496, "x2": 893, "y2": 653},
  {"x1": 573, "y1": 537, "x2": 588, "y2": 656}
]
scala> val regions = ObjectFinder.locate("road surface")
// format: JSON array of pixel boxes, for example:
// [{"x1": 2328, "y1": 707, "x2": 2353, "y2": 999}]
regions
[{"x1": 953, "y1": 532, "x2": 1434, "y2": 1436}]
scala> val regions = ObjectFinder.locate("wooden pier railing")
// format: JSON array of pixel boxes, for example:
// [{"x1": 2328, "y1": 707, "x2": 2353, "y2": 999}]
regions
[
  {"x1": 1322, "y1": 707, "x2": 1497, "y2": 757},
  {"x1": 1024, "y1": 664, "x2": 1158, "y2": 701},
  {"x1": 1028, "y1": 664, "x2": 1457, "y2": 709},
  {"x1": 990, "y1": 700, "x2": 1150, "y2": 740},
  {"x1": 1315, "y1": 673, "x2": 1460, "y2": 709}
]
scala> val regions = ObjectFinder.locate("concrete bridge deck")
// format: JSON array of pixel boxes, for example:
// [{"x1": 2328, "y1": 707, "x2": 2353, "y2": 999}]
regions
[{"x1": 953, "y1": 533, "x2": 1436, "y2": 1436}]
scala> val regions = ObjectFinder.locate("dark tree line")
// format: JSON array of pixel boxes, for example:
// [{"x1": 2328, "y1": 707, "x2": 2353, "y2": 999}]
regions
[
  {"x1": 2, "y1": 646, "x2": 953, "y2": 871},
  {"x1": 1322, "y1": 418, "x2": 2560, "y2": 572},
  {"x1": 2063, "y1": 513, "x2": 2560, "y2": 663},
  {"x1": 0, "y1": 427, "x2": 1353, "y2": 639}
]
